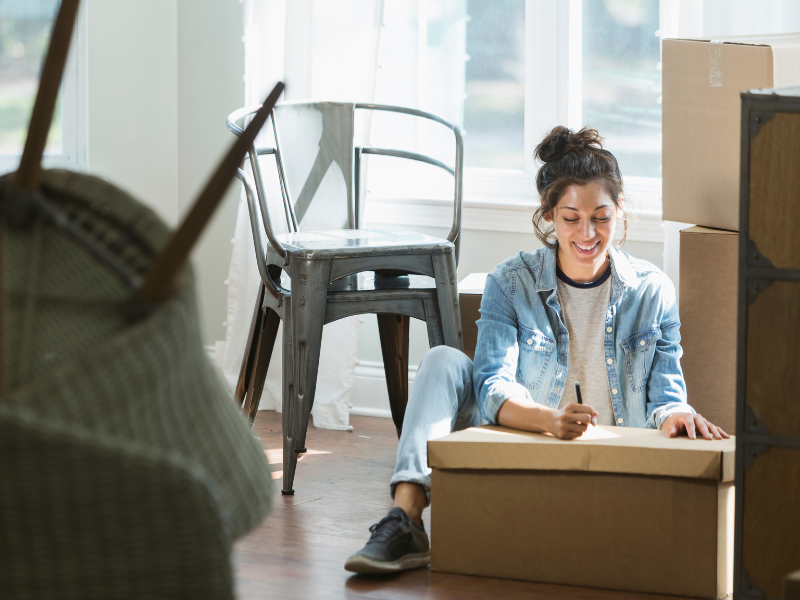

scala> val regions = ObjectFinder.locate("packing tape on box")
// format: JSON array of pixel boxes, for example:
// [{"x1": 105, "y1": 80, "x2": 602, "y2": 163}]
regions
[{"x1": 710, "y1": 40, "x2": 723, "y2": 87}]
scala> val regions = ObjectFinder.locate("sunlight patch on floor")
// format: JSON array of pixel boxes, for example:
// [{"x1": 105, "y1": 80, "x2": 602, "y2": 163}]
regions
[{"x1": 264, "y1": 448, "x2": 332, "y2": 465}]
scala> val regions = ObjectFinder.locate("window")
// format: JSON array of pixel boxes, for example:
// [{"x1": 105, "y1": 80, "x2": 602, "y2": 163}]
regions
[
  {"x1": 363, "y1": 1, "x2": 664, "y2": 218},
  {"x1": 0, "y1": 0, "x2": 85, "y2": 175},
  {"x1": 274, "y1": 0, "x2": 665, "y2": 239}
]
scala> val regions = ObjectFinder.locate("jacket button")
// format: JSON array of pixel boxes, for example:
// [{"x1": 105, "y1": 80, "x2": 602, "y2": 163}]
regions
[
  {"x1": 527, "y1": 339, "x2": 533, "y2": 345},
  {"x1": 617, "y1": 417, "x2": 624, "y2": 425},
  {"x1": 607, "y1": 358, "x2": 613, "y2": 365},
  {"x1": 606, "y1": 327, "x2": 612, "y2": 333},
  {"x1": 612, "y1": 388, "x2": 618, "y2": 394},
  {"x1": 639, "y1": 340, "x2": 646, "y2": 346}
]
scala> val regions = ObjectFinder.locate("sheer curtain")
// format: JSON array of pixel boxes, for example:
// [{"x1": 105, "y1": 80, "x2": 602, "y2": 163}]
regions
[
  {"x1": 216, "y1": 0, "x2": 387, "y2": 430},
  {"x1": 659, "y1": 0, "x2": 800, "y2": 299}
]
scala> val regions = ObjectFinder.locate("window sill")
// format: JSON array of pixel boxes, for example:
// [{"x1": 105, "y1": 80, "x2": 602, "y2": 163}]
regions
[
  {"x1": 364, "y1": 196, "x2": 663, "y2": 243},
  {"x1": 363, "y1": 168, "x2": 664, "y2": 243}
]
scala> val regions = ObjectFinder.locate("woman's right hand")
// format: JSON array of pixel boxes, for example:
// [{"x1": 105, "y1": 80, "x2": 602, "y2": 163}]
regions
[{"x1": 549, "y1": 403, "x2": 600, "y2": 440}]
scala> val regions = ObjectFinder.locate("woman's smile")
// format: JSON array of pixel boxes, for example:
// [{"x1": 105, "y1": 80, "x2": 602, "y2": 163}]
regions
[{"x1": 573, "y1": 240, "x2": 600, "y2": 255}]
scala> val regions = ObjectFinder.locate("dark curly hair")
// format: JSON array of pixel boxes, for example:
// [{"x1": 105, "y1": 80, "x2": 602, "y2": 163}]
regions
[{"x1": 533, "y1": 126, "x2": 627, "y2": 248}]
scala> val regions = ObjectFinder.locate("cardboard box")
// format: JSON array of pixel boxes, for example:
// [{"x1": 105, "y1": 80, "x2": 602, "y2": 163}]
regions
[
  {"x1": 458, "y1": 273, "x2": 487, "y2": 361},
  {"x1": 429, "y1": 426, "x2": 735, "y2": 598},
  {"x1": 679, "y1": 227, "x2": 738, "y2": 434},
  {"x1": 663, "y1": 34, "x2": 800, "y2": 230}
]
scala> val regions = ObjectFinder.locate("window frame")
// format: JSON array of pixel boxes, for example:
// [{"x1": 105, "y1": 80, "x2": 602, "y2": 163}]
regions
[{"x1": 0, "y1": 2, "x2": 87, "y2": 176}]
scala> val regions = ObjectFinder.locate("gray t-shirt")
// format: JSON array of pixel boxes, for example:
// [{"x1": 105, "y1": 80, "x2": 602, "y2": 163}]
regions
[{"x1": 556, "y1": 267, "x2": 615, "y2": 426}]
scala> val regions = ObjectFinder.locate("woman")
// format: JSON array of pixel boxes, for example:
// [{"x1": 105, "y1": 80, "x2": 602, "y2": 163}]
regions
[{"x1": 344, "y1": 126, "x2": 729, "y2": 575}]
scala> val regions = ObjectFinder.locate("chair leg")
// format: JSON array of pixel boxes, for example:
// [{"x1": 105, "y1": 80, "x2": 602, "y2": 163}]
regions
[
  {"x1": 243, "y1": 307, "x2": 281, "y2": 427},
  {"x1": 432, "y1": 252, "x2": 463, "y2": 350},
  {"x1": 377, "y1": 313, "x2": 410, "y2": 438},
  {"x1": 423, "y1": 297, "x2": 445, "y2": 348},
  {"x1": 290, "y1": 259, "x2": 331, "y2": 456},
  {"x1": 281, "y1": 296, "x2": 298, "y2": 495},
  {"x1": 235, "y1": 284, "x2": 266, "y2": 407}
]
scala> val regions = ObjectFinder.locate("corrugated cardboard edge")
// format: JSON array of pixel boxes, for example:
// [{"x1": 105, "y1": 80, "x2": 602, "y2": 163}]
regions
[
  {"x1": 682, "y1": 226, "x2": 738, "y2": 236},
  {"x1": 718, "y1": 483, "x2": 736, "y2": 598},
  {"x1": 666, "y1": 33, "x2": 800, "y2": 48},
  {"x1": 429, "y1": 426, "x2": 735, "y2": 482}
]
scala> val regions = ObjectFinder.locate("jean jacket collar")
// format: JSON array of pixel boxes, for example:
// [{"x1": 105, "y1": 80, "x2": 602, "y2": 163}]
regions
[{"x1": 535, "y1": 244, "x2": 635, "y2": 304}]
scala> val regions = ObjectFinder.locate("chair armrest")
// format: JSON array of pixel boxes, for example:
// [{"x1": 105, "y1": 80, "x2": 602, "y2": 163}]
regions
[
  {"x1": 355, "y1": 103, "x2": 464, "y2": 264},
  {"x1": 235, "y1": 168, "x2": 287, "y2": 302}
]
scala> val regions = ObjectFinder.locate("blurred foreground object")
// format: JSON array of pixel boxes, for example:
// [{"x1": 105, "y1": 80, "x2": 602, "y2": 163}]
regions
[
  {"x1": 0, "y1": 170, "x2": 273, "y2": 600},
  {"x1": 0, "y1": 0, "x2": 281, "y2": 596}
]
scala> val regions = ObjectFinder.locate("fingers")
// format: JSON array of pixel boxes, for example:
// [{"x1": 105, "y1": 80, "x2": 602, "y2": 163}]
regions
[
  {"x1": 564, "y1": 403, "x2": 599, "y2": 422},
  {"x1": 695, "y1": 416, "x2": 713, "y2": 440},
  {"x1": 702, "y1": 417, "x2": 730, "y2": 439},
  {"x1": 553, "y1": 419, "x2": 590, "y2": 440},
  {"x1": 685, "y1": 416, "x2": 697, "y2": 440},
  {"x1": 705, "y1": 421, "x2": 724, "y2": 440}
]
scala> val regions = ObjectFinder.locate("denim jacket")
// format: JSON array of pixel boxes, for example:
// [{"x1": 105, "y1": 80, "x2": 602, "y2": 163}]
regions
[{"x1": 472, "y1": 245, "x2": 694, "y2": 430}]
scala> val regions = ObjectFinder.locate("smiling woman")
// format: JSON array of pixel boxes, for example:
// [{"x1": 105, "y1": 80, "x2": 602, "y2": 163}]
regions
[{"x1": 344, "y1": 123, "x2": 729, "y2": 576}]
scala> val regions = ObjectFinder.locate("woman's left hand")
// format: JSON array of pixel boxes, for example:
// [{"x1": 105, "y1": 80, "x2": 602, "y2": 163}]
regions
[{"x1": 661, "y1": 413, "x2": 730, "y2": 440}]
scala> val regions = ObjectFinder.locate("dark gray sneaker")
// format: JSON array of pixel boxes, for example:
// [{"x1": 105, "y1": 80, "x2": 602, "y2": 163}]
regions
[{"x1": 344, "y1": 507, "x2": 430, "y2": 574}]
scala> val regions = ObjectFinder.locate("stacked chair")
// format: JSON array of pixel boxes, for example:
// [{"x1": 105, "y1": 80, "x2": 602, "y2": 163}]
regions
[
  {"x1": 0, "y1": 2, "x2": 280, "y2": 598},
  {"x1": 227, "y1": 101, "x2": 465, "y2": 495}
]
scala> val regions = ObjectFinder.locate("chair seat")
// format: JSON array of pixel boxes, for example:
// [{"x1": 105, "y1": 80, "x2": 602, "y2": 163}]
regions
[
  {"x1": 276, "y1": 228, "x2": 452, "y2": 257},
  {"x1": 328, "y1": 271, "x2": 435, "y2": 291}
]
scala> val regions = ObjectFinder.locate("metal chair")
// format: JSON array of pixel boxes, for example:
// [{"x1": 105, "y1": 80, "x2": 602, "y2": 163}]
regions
[{"x1": 227, "y1": 102, "x2": 464, "y2": 495}]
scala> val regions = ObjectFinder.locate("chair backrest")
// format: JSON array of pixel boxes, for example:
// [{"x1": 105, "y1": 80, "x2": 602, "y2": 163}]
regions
[
  {"x1": 228, "y1": 101, "x2": 464, "y2": 284},
  {"x1": 272, "y1": 102, "x2": 357, "y2": 232}
]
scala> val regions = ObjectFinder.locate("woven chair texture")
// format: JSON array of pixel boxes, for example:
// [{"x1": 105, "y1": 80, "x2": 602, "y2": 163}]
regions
[{"x1": 0, "y1": 170, "x2": 272, "y2": 599}]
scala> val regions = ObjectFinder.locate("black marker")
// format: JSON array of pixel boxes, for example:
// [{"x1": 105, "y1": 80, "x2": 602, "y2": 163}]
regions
[{"x1": 574, "y1": 381, "x2": 583, "y2": 405}]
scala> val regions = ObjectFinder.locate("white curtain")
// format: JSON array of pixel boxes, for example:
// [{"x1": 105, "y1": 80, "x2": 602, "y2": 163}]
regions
[
  {"x1": 659, "y1": 0, "x2": 800, "y2": 300},
  {"x1": 216, "y1": 0, "x2": 391, "y2": 430}
]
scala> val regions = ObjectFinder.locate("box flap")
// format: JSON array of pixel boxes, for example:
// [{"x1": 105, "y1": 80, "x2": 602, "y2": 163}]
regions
[
  {"x1": 681, "y1": 226, "x2": 738, "y2": 236},
  {"x1": 666, "y1": 33, "x2": 800, "y2": 48},
  {"x1": 458, "y1": 273, "x2": 488, "y2": 295},
  {"x1": 428, "y1": 425, "x2": 735, "y2": 482}
]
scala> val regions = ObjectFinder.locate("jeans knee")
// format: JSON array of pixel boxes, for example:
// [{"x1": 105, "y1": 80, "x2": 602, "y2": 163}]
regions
[{"x1": 420, "y1": 345, "x2": 472, "y2": 381}]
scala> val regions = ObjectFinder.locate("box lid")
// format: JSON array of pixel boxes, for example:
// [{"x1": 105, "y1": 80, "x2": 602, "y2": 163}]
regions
[
  {"x1": 428, "y1": 425, "x2": 735, "y2": 482},
  {"x1": 681, "y1": 225, "x2": 738, "y2": 236},
  {"x1": 458, "y1": 273, "x2": 488, "y2": 295},
  {"x1": 667, "y1": 33, "x2": 800, "y2": 48}
]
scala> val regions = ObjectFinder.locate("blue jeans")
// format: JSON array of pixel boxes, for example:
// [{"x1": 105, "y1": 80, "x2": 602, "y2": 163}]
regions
[{"x1": 389, "y1": 345, "x2": 487, "y2": 501}]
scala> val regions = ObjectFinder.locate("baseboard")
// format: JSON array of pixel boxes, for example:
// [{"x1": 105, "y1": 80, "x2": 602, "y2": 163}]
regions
[
  {"x1": 350, "y1": 360, "x2": 418, "y2": 419},
  {"x1": 209, "y1": 347, "x2": 417, "y2": 421}
]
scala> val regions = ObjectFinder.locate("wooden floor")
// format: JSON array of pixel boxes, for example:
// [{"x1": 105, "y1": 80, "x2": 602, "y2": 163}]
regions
[{"x1": 235, "y1": 412, "x2": 699, "y2": 600}]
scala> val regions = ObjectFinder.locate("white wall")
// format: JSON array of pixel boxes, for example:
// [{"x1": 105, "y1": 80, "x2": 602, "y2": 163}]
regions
[
  {"x1": 86, "y1": 0, "x2": 243, "y2": 344},
  {"x1": 176, "y1": 0, "x2": 245, "y2": 344},
  {"x1": 86, "y1": 0, "x2": 180, "y2": 226}
]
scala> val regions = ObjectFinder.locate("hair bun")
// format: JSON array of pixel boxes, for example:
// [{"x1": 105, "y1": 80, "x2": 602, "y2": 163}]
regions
[{"x1": 534, "y1": 126, "x2": 605, "y2": 164}]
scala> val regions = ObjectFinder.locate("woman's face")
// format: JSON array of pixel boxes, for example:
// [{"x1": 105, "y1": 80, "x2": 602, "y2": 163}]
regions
[{"x1": 544, "y1": 180, "x2": 622, "y2": 281}]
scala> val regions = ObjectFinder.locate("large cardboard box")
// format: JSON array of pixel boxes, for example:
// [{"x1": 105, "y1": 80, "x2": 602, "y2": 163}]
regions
[
  {"x1": 663, "y1": 34, "x2": 800, "y2": 230},
  {"x1": 679, "y1": 227, "x2": 739, "y2": 434},
  {"x1": 458, "y1": 273, "x2": 487, "y2": 361},
  {"x1": 430, "y1": 426, "x2": 735, "y2": 598}
]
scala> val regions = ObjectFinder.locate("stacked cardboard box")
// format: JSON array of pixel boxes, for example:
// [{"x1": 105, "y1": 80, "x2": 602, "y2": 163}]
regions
[{"x1": 663, "y1": 35, "x2": 800, "y2": 433}]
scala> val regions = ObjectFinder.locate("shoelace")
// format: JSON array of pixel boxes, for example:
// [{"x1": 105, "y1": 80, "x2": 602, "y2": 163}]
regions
[{"x1": 367, "y1": 513, "x2": 407, "y2": 545}]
